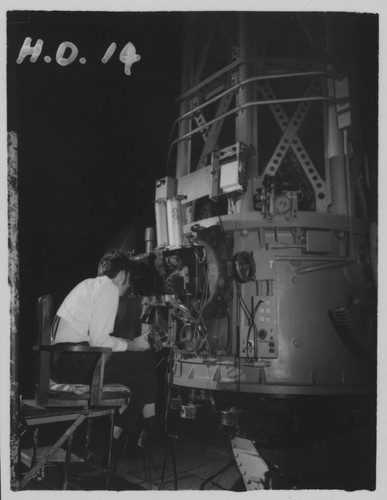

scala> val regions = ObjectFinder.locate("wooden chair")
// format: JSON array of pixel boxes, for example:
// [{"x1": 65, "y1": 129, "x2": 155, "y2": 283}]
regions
[
  {"x1": 18, "y1": 294, "x2": 131, "y2": 490},
  {"x1": 34, "y1": 294, "x2": 130, "y2": 408}
]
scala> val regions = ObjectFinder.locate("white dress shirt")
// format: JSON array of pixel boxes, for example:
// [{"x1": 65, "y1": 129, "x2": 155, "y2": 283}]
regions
[{"x1": 55, "y1": 275, "x2": 128, "y2": 352}]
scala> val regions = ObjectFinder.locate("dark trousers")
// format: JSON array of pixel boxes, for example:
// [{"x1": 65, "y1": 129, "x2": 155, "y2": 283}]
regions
[
  {"x1": 52, "y1": 346, "x2": 157, "y2": 433},
  {"x1": 105, "y1": 350, "x2": 157, "y2": 432}
]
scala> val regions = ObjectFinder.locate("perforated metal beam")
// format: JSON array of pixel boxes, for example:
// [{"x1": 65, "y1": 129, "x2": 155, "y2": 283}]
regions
[
  {"x1": 216, "y1": 16, "x2": 239, "y2": 60},
  {"x1": 258, "y1": 79, "x2": 328, "y2": 211},
  {"x1": 192, "y1": 24, "x2": 216, "y2": 85}
]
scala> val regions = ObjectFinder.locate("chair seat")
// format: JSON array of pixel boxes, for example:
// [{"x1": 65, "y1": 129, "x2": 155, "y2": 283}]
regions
[
  {"x1": 46, "y1": 383, "x2": 131, "y2": 407},
  {"x1": 49, "y1": 380, "x2": 130, "y2": 395}
]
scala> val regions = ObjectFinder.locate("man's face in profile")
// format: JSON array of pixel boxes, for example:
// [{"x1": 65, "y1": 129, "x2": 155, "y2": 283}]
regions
[{"x1": 118, "y1": 270, "x2": 132, "y2": 296}]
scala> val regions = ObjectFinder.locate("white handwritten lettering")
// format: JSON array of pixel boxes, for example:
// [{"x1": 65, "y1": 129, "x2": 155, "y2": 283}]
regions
[
  {"x1": 101, "y1": 42, "x2": 117, "y2": 64},
  {"x1": 16, "y1": 37, "x2": 43, "y2": 64},
  {"x1": 119, "y1": 42, "x2": 141, "y2": 75},
  {"x1": 16, "y1": 39, "x2": 141, "y2": 76},
  {"x1": 56, "y1": 42, "x2": 79, "y2": 66}
]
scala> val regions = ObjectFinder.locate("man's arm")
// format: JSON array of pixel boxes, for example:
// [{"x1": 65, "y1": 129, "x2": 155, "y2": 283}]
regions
[
  {"x1": 90, "y1": 284, "x2": 150, "y2": 352},
  {"x1": 126, "y1": 334, "x2": 150, "y2": 351}
]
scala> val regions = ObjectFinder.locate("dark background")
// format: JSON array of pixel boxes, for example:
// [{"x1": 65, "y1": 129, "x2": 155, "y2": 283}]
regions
[
  {"x1": 7, "y1": 11, "x2": 183, "y2": 396},
  {"x1": 7, "y1": 11, "x2": 378, "y2": 398}
]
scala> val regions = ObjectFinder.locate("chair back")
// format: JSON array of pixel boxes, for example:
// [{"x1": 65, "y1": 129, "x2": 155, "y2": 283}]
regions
[{"x1": 36, "y1": 295, "x2": 55, "y2": 405}]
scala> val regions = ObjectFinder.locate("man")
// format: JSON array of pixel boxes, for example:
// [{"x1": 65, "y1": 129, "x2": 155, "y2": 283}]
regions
[{"x1": 52, "y1": 250, "x2": 157, "y2": 449}]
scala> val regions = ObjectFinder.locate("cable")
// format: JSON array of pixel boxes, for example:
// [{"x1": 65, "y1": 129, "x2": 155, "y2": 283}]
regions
[
  {"x1": 235, "y1": 284, "x2": 242, "y2": 407},
  {"x1": 155, "y1": 307, "x2": 169, "y2": 337},
  {"x1": 237, "y1": 288, "x2": 263, "y2": 362},
  {"x1": 246, "y1": 298, "x2": 263, "y2": 361},
  {"x1": 163, "y1": 347, "x2": 175, "y2": 436},
  {"x1": 199, "y1": 458, "x2": 235, "y2": 490},
  {"x1": 159, "y1": 456, "x2": 221, "y2": 489},
  {"x1": 156, "y1": 356, "x2": 168, "y2": 368}
]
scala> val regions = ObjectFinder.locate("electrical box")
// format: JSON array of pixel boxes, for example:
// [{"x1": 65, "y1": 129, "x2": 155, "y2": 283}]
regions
[
  {"x1": 155, "y1": 176, "x2": 177, "y2": 200},
  {"x1": 306, "y1": 230, "x2": 332, "y2": 254},
  {"x1": 219, "y1": 160, "x2": 244, "y2": 194},
  {"x1": 253, "y1": 250, "x2": 277, "y2": 280}
]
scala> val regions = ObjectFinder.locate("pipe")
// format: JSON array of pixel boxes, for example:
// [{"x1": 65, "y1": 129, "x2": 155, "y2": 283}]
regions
[
  {"x1": 145, "y1": 227, "x2": 156, "y2": 253},
  {"x1": 177, "y1": 57, "x2": 327, "y2": 102},
  {"x1": 155, "y1": 200, "x2": 169, "y2": 248},
  {"x1": 296, "y1": 261, "x2": 350, "y2": 275},
  {"x1": 343, "y1": 129, "x2": 354, "y2": 259},
  {"x1": 166, "y1": 95, "x2": 338, "y2": 170},
  {"x1": 325, "y1": 17, "x2": 347, "y2": 216},
  {"x1": 172, "y1": 71, "x2": 334, "y2": 137},
  {"x1": 166, "y1": 198, "x2": 184, "y2": 247},
  {"x1": 276, "y1": 255, "x2": 354, "y2": 262},
  {"x1": 175, "y1": 13, "x2": 194, "y2": 178},
  {"x1": 235, "y1": 12, "x2": 255, "y2": 213}
]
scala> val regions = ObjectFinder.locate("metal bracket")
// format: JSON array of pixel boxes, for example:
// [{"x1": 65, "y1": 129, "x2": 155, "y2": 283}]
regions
[
  {"x1": 196, "y1": 90, "x2": 236, "y2": 170},
  {"x1": 231, "y1": 436, "x2": 269, "y2": 490}
]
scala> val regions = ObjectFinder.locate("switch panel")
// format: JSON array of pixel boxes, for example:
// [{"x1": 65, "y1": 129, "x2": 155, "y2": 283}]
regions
[{"x1": 240, "y1": 296, "x2": 278, "y2": 359}]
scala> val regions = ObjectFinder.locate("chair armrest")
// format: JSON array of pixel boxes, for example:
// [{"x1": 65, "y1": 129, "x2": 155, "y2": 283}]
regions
[
  {"x1": 33, "y1": 345, "x2": 112, "y2": 354},
  {"x1": 33, "y1": 343, "x2": 117, "y2": 407}
]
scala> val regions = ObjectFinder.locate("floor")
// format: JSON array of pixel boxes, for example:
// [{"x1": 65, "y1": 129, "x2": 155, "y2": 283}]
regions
[
  {"x1": 19, "y1": 413, "x2": 376, "y2": 491},
  {"x1": 115, "y1": 430, "x2": 242, "y2": 491},
  {"x1": 20, "y1": 419, "x2": 243, "y2": 491}
]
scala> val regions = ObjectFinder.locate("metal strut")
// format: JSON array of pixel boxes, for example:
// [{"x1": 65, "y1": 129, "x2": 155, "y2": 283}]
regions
[{"x1": 231, "y1": 436, "x2": 269, "y2": 490}]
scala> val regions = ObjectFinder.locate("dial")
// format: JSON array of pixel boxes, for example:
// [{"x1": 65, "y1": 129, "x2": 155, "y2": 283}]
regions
[{"x1": 274, "y1": 195, "x2": 291, "y2": 214}]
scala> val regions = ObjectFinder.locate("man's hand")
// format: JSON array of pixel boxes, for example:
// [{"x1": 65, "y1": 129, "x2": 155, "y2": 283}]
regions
[{"x1": 126, "y1": 334, "x2": 150, "y2": 352}]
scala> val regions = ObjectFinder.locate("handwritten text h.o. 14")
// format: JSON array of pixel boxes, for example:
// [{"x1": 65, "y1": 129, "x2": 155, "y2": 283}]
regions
[{"x1": 16, "y1": 37, "x2": 141, "y2": 76}]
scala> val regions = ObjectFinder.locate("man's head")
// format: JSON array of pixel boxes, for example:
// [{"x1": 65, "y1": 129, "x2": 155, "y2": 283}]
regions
[{"x1": 97, "y1": 250, "x2": 135, "y2": 296}]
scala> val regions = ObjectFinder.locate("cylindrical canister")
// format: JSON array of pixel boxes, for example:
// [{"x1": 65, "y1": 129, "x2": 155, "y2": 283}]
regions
[
  {"x1": 145, "y1": 227, "x2": 156, "y2": 253},
  {"x1": 155, "y1": 200, "x2": 169, "y2": 247},
  {"x1": 166, "y1": 197, "x2": 184, "y2": 247}
]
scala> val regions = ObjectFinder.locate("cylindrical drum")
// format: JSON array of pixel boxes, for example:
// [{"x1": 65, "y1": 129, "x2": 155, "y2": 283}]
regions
[
  {"x1": 155, "y1": 200, "x2": 169, "y2": 247},
  {"x1": 145, "y1": 227, "x2": 156, "y2": 253},
  {"x1": 166, "y1": 198, "x2": 184, "y2": 247}
]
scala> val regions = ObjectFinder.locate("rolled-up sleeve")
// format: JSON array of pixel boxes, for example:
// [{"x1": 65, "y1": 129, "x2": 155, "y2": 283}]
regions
[{"x1": 89, "y1": 284, "x2": 128, "y2": 352}]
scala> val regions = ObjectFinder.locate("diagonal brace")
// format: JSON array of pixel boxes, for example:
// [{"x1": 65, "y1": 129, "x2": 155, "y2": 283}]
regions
[{"x1": 21, "y1": 413, "x2": 86, "y2": 489}]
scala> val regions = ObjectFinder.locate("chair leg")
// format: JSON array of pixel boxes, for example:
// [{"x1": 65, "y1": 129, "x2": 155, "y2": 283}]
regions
[
  {"x1": 105, "y1": 410, "x2": 115, "y2": 488},
  {"x1": 63, "y1": 433, "x2": 73, "y2": 490},
  {"x1": 85, "y1": 419, "x2": 92, "y2": 452},
  {"x1": 31, "y1": 427, "x2": 40, "y2": 468}
]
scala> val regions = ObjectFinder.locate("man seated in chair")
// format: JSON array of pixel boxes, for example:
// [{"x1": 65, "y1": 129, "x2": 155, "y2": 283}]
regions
[{"x1": 52, "y1": 249, "x2": 157, "y2": 451}]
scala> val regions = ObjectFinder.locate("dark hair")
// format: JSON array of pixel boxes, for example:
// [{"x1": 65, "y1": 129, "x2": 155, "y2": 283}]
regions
[{"x1": 97, "y1": 250, "x2": 134, "y2": 278}]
